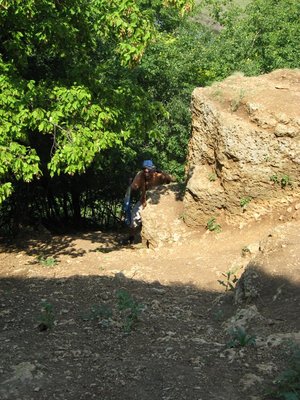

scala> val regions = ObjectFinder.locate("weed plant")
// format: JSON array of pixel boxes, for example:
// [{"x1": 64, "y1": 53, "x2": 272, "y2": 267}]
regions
[
  {"x1": 240, "y1": 196, "x2": 252, "y2": 209},
  {"x1": 265, "y1": 344, "x2": 300, "y2": 400},
  {"x1": 206, "y1": 217, "x2": 221, "y2": 233},
  {"x1": 218, "y1": 266, "x2": 241, "y2": 292},
  {"x1": 38, "y1": 301, "x2": 55, "y2": 331},
  {"x1": 116, "y1": 289, "x2": 144, "y2": 333},
  {"x1": 270, "y1": 174, "x2": 293, "y2": 189},
  {"x1": 37, "y1": 255, "x2": 58, "y2": 267},
  {"x1": 280, "y1": 175, "x2": 293, "y2": 189},
  {"x1": 226, "y1": 326, "x2": 256, "y2": 348}
]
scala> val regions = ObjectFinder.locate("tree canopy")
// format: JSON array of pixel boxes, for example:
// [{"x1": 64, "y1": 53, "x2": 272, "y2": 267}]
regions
[
  {"x1": 0, "y1": 0, "x2": 299, "y2": 232},
  {"x1": 0, "y1": 0, "x2": 193, "y2": 204}
]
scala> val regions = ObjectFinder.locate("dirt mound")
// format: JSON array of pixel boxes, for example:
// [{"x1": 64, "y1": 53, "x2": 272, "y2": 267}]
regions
[{"x1": 184, "y1": 69, "x2": 300, "y2": 227}]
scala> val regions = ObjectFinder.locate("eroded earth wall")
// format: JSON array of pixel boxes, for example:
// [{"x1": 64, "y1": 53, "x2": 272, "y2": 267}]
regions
[{"x1": 183, "y1": 69, "x2": 300, "y2": 227}]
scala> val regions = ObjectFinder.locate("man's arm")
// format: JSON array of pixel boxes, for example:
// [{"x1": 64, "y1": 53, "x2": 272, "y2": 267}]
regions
[
  {"x1": 131, "y1": 171, "x2": 147, "y2": 206},
  {"x1": 155, "y1": 171, "x2": 174, "y2": 185}
]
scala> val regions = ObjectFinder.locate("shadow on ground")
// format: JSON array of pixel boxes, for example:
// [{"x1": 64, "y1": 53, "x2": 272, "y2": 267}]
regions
[
  {"x1": 0, "y1": 269, "x2": 299, "y2": 400},
  {"x1": 0, "y1": 230, "x2": 129, "y2": 260}
]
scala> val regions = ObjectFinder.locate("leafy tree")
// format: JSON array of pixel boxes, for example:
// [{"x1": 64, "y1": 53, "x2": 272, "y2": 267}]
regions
[
  {"x1": 200, "y1": 0, "x2": 300, "y2": 80},
  {"x1": 136, "y1": 20, "x2": 213, "y2": 177},
  {"x1": 1, "y1": 0, "x2": 299, "y2": 232},
  {"x1": 0, "y1": 0, "x2": 193, "y2": 207}
]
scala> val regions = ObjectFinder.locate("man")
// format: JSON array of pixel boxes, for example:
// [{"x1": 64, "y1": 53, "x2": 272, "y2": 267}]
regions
[{"x1": 124, "y1": 160, "x2": 173, "y2": 245}]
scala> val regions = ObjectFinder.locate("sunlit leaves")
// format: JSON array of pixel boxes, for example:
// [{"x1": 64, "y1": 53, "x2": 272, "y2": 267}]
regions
[
  {"x1": 203, "y1": 0, "x2": 300, "y2": 77},
  {"x1": 0, "y1": 0, "x2": 193, "y2": 204}
]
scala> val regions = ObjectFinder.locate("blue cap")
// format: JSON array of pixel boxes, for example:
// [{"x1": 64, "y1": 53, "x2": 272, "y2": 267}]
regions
[{"x1": 142, "y1": 160, "x2": 155, "y2": 170}]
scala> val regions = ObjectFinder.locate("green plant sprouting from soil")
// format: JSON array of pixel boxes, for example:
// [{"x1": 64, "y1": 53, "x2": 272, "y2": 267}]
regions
[
  {"x1": 265, "y1": 344, "x2": 300, "y2": 399},
  {"x1": 38, "y1": 301, "x2": 55, "y2": 331},
  {"x1": 240, "y1": 196, "x2": 252, "y2": 209},
  {"x1": 280, "y1": 175, "x2": 293, "y2": 189},
  {"x1": 226, "y1": 326, "x2": 256, "y2": 348},
  {"x1": 116, "y1": 289, "x2": 144, "y2": 333},
  {"x1": 206, "y1": 217, "x2": 221, "y2": 233},
  {"x1": 37, "y1": 255, "x2": 58, "y2": 267},
  {"x1": 270, "y1": 174, "x2": 293, "y2": 189},
  {"x1": 218, "y1": 266, "x2": 241, "y2": 292}
]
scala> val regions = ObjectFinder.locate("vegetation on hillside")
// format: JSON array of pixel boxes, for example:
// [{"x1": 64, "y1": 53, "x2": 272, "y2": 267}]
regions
[{"x1": 0, "y1": 0, "x2": 299, "y2": 234}]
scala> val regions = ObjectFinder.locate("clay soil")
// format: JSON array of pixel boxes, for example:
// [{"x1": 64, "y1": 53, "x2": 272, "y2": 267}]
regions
[{"x1": 0, "y1": 206, "x2": 299, "y2": 400}]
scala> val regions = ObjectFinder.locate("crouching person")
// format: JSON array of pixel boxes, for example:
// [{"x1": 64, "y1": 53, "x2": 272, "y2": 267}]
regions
[{"x1": 123, "y1": 160, "x2": 173, "y2": 245}]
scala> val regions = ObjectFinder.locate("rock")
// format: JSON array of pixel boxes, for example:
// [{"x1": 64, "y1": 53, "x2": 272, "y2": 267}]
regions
[
  {"x1": 256, "y1": 332, "x2": 300, "y2": 347},
  {"x1": 234, "y1": 266, "x2": 261, "y2": 305},
  {"x1": 184, "y1": 69, "x2": 300, "y2": 227},
  {"x1": 140, "y1": 183, "x2": 188, "y2": 248},
  {"x1": 223, "y1": 305, "x2": 264, "y2": 332},
  {"x1": 2, "y1": 362, "x2": 36, "y2": 384},
  {"x1": 239, "y1": 373, "x2": 264, "y2": 391}
]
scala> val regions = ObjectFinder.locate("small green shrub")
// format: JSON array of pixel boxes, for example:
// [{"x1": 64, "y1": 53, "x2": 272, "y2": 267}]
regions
[
  {"x1": 270, "y1": 174, "x2": 293, "y2": 189},
  {"x1": 265, "y1": 345, "x2": 300, "y2": 399},
  {"x1": 38, "y1": 301, "x2": 55, "y2": 331},
  {"x1": 218, "y1": 266, "x2": 241, "y2": 292},
  {"x1": 213, "y1": 309, "x2": 225, "y2": 322},
  {"x1": 116, "y1": 289, "x2": 144, "y2": 333},
  {"x1": 226, "y1": 326, "x2": 256, "y2": 348},
  {"x1": 206, "y1": 217, "x2": 221, "y2": 233},
  {"x1": 37, "y1": 255, "x2": 58, "y2": 267},
  {"x1": 240, "y1": 196, "x2": 252, "y2": 209},
  {"x1": 281, "y1": 175, "x2": 293, "y2": 189},
  {"x1": 270, "y1": 174, "x2": 279, "y2": 184}
]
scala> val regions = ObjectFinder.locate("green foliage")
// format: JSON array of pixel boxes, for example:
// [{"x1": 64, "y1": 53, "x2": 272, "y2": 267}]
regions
[
  {"x1": 36, "y1": 255, "x2": 58, "y2": 267},
  {"x1": 218, "y1": 266, "x2": 240, "y2": 291},
  {"x1": 203, "y1": 0, "x2": 300, "y2": 78},
  {"x1": 226, "y1": 326, "x2": 256, "y2": 348},
  {"x1": 0, "y1": 0, "x2": 193, "y2": 205},
  {"x1": 0, "y1": 183, "x2": 13, "y2": 204},
  {"x1": 206, "y1": 217, "x2": 221, "y2": 233},
  {"x1": 265, "y1": 345, "x2": 300, "y2": 400},
  {"x1": 240, "y1": 196, "x2": 252, "y2": 209},
  {"x1": 270, "y1": 174, "x2": 279, "y2": 184},
  {"x1": 116, "y1": 289, "x2": 144, "y2": 333},
  {"x1": 38, "y1": 300, "x2": 55, "y2": 330},
  {"x1": 270, "y1": 174, "x2": 293, "y2": 189},
  {"x1": 212, "y1": 308, "x2": 225, "y2": 321},
  {"x1": 280, "y1": 175, "x2": 293, "y2": 189}
]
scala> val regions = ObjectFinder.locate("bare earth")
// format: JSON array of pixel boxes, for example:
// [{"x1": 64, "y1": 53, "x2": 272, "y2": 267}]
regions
[{"x1": 0, "y1": 197, "x2": 299, "y2": 400}]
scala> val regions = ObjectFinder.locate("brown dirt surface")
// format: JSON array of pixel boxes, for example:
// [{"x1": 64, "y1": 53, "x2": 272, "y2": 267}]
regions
[{"x1": 0, "y1": 200, "x2": 299, "y2": 400}]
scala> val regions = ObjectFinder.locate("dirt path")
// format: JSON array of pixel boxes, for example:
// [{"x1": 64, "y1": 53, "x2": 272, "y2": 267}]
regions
[{"x1": 0, "y1": 215, "x2": 299, "y2": 400}]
